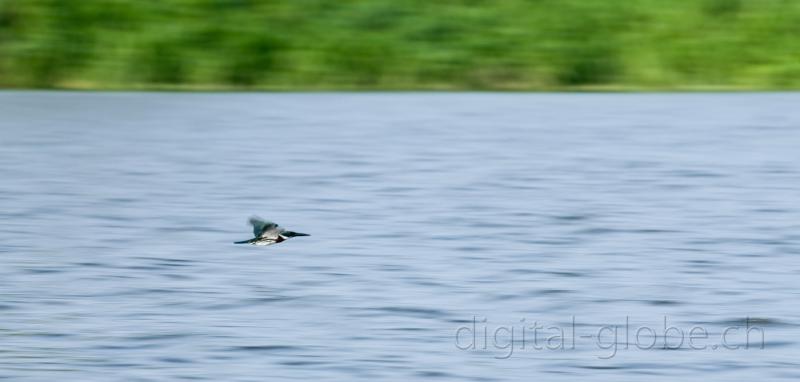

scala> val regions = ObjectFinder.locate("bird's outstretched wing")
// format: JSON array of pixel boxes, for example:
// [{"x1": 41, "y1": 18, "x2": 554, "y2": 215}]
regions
[{"x1": 249, "y1": 216, "x2": 280, "y2": 238}]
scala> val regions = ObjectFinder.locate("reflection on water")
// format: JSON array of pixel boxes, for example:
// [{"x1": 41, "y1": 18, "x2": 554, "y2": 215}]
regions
[{"x1": 1, "y1": 92, "x2": 799, "y2": 381}]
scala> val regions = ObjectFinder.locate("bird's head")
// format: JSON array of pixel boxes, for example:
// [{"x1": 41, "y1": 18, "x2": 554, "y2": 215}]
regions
[{"x1": 283, "y1": 231, "x2": 310, "y2": 238}]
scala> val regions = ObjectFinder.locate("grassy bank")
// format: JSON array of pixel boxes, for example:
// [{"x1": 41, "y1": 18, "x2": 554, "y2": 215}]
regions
[{"x1": 1, "y1": 0, "x2": 799, "y2": 90}]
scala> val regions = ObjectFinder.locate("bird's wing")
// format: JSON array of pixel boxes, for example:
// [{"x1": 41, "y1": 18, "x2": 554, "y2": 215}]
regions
[
  {"x1": 260, "y1": 226, "x2": 284, "y2": 240},
  {"x1": 249, "y1": 216, "x2": 279, "y2": 237}
]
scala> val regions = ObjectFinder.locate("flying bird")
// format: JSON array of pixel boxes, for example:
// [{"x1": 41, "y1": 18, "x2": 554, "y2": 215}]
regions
[{"x1": 234, "y1": 216, "x2": 309, "y2": 246}]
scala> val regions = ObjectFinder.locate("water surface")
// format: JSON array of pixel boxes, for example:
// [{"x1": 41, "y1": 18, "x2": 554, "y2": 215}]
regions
[{"x1": 1, "y1": 92, "x2": 799, "y2": 381}]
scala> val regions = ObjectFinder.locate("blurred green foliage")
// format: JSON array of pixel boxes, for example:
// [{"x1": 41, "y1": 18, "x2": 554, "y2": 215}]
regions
[{"x1": 1, "y1": 0, "x2": 799, "y2": 90}]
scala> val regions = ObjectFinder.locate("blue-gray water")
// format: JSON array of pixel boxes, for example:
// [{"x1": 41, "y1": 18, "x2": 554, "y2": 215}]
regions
[{"x1": 2, "y1": 92, "x2": 799, "y2": 381}]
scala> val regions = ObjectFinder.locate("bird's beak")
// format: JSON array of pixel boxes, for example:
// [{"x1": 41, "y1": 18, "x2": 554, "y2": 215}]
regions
[{"x1": 289, "y1": 232, "x2": 310, "y2": 237}]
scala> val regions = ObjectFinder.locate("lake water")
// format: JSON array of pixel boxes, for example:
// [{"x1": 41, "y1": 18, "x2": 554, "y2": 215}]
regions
[{"x1": 1, "y1": 92, "x2": 799, "y2": 381}]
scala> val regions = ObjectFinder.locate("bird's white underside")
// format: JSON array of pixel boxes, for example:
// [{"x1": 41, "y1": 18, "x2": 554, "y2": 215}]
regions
[{"x1": 251, "y1": 235, "x2": 288, "y2": 245}]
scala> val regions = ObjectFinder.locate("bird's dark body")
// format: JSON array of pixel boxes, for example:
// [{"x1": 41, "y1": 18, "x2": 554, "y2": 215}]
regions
[{"x1": 234, "y1": 235, "x2": 285, "y2": 246}]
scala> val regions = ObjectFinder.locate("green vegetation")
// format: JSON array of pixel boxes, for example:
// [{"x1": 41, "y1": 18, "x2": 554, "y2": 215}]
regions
[{"x1": 1, "y1": 0, "x2": 799, "y2": 90}]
